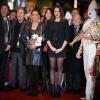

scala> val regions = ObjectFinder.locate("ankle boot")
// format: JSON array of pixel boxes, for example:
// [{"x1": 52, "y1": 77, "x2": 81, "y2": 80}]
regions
[
  {"x1": 41, "y1": 82, "x2": 46, "y2": 93},
  {"x1": 49, "y1": 84, "x2": 55, "y2": 97},
  {"x1": 55, "y1": 85, "x2": 60, "y2": 97},
  {"x1": 28, "y1": 89, "x2": 37, "y2": 96}
]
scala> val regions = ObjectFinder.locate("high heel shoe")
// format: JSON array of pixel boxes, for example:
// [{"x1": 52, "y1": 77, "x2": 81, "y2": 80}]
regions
[{"x1": 55, "y1": 85, "x2": 60, "y2": 97}]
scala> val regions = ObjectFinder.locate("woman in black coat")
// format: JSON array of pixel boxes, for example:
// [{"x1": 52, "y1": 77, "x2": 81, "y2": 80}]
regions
[{"x1": 21, "y1": 9, "x2": 43, "y2": 96}]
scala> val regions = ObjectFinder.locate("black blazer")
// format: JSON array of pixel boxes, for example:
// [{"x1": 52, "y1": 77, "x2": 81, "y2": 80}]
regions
[
  {"x1": 11, "y1": 20, "x2": 23, "y2": 50},
  {"x1": 0, "y1": 16, "x2": 11, "y2": 55},
  {"x1": 11, "y1": 20, "x2": 26, "y2": 59}
]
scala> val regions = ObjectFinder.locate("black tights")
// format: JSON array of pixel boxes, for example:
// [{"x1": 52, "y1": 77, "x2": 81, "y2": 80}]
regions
[{"x1": 49, "y1": 57, "x2": 64, "y2": 85}]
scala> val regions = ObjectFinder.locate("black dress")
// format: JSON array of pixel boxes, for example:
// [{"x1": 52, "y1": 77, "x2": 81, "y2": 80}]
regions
[{"x1": 45, "y1": 20, "x2": 69, "y2": 57}]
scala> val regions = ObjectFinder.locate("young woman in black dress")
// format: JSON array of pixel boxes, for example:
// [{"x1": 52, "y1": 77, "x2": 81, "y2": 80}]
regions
[
  {"x1": 41, "y1": 8, "x2": 53, "y2": 92},
  {"x1": 46, "y1": 6, "x2": 70, "y2": 97}
]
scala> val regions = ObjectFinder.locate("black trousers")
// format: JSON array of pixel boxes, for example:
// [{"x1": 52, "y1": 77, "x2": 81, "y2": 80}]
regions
[
  {"x1": 65, "y1": 73, "x2": 81, "y2": 91},
  {"x1": 0, "y1": 52, "x2": 8, "y2": 89},
  {"x1": 27, "y1": 66, "x2": 39, "y2": 90}
]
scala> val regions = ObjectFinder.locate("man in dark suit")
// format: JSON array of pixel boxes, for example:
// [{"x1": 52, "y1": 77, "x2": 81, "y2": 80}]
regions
[
  {"x1": 0, "y1": 4, "x2": 11, "y2": 90},
  {"x1": 10, "y1": 8, "x2": 27, "y2": 91}
]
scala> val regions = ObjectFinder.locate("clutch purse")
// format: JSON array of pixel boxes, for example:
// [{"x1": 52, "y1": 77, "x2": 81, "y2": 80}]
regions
[{"x1": 43, "y1": 44, "x2": 48, "y2": 52}]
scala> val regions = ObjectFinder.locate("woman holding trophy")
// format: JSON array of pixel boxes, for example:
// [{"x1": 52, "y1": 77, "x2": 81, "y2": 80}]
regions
[
  {"x1": 21, "y1": 8, "x2": 43, "y2": 96},
  {"x1": 45, "y1": 5, "x2": 70, "y2": 97}
]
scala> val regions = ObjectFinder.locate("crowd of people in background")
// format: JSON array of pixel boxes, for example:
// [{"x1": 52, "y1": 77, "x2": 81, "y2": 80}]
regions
[{"x1": 0, "y1": 0, "x2": 100, "y2": 100}]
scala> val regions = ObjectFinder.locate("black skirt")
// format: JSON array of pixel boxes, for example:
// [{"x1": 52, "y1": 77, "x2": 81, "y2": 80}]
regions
[{"x1": 48, "y1": 47, "x2": 67, "y2": 58}]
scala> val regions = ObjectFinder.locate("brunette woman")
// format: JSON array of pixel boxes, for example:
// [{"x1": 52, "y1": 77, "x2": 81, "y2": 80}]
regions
[
  {"x1": 41, "y1": 8, "x2": 53, "y2": 92},
  {"x1": 45, "y1": 6, "x2": 70, "y2": 97}
]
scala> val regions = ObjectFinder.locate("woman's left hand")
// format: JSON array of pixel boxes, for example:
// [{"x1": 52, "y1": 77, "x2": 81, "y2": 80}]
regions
[
  {"x1": 29, "y1": 44, "x2": 36, "y2": 49},
  {"x1": 55, "y1": 48, "x2": 63, "y2": 54}
]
